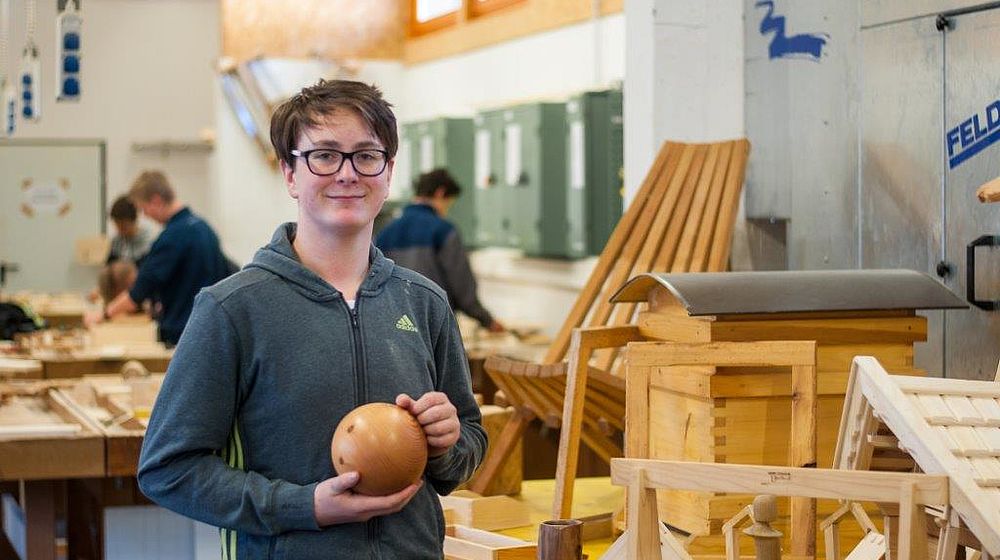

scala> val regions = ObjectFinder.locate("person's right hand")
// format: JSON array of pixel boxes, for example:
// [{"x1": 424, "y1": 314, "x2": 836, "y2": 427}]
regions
[
  {"x1": 313, "y1": 471, "x2": 422, "y2": 526},
  {"x1": 83, "y1": 309, "x2": 105, "y2": 328}
]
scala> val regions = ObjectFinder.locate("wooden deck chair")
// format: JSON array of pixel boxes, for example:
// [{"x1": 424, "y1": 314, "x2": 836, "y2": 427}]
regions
[{"x1": 467, "y1": 139, "x2": 751, "y2": 508}]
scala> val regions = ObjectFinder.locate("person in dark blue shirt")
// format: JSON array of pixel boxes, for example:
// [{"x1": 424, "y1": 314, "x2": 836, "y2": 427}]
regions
[
  {"x1": 86, "y1": 171, "x2": 234, "y2": 345},
  {"x1": 376, "y1": 169, "x2": 503, "y2": 333}
]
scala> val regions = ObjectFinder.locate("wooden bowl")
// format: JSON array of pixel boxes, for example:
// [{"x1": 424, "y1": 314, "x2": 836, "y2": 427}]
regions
[{"x1": 331, "y1": 402, "x2": 428, "y2": 496}]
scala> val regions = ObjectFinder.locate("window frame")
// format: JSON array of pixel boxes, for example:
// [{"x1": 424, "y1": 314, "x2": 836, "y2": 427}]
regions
[
  {"x1": 467, "y1": 0, "x2": 524, "y2": 18},
  {"x1": 410, "y1": 0, "x2": 461, "y2": 36}
]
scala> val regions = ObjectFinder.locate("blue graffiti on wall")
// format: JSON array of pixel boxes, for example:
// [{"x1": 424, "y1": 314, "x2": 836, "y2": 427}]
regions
[
  {"x1": 755, "y1": 1, "x2": 828, "y2": 61},
  {"x1": 946, "y1": 99, "x2": 1000, "y2": 169}
]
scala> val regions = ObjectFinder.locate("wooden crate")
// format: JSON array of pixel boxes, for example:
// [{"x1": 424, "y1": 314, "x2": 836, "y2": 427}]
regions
[
  {"x1": 458, "y1": 405, "x2": 522, "y2": 496},
  {"x1": 443, "y1": 525, "x2": 535, "y2": 560},
  {"x1": 88, "y1": 316, "x2": 158, "y2": 347},
  {"x1": 58, "y1": 374, "x2": 164, "y2": 476},
  {"x1": 438, "y1": 490, "x2": 531, "y2": 531},
  {"x1": 0, "y1": 357, "x2": 43, "y2": 380},
  {"x1": 611, "y1": 270, "x2": 967, "y2": 556},
  {"x1": 0, "y1": 386, "x2": 105, "y2": 480}
]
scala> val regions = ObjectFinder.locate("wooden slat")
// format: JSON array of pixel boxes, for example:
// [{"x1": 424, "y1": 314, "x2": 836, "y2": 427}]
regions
[
  {"x1": 790, "y1": 362, "x2": 818, "y2": 558},
  {"x1": 708, "y1": 139, "x2": 750, "y2": 271},
  {"x1": 971, "y1": 397, "x2": 1000, "y2": 423},
  {"x1": 946, "y1": 425, "x2": 989, "y2": 456},
  {"x1": 712, "y1": 317, "x2": 928, "y2": 345},
  {"x1": 944, "y1": 395, "x2": 983, "y2": 425},
  {"x1": 672, "y1": 142, "x2": 725, "y2": 272},
  {"x1": 626, "y1": 341, "x2": 816, "y2": 367},
  {"x1": 611, "y1": 459, "x2": 949, "y2": 504},
  {"x1": 894, "y1": 375, "x2": 1000, "y2": 398},
  {"x1": 688, "y1": 142, "x2": 734, "y2": 272},
  {"x1": 916, "y1": 394, "x2": 957, "y2": 425},
  {"x1": 626, "y1": 365, "x2": 651, "y2": 460},
  {"x1": 970, "y1": 457, "x2": 1000, "y2": 487},
  {"x1": 975, "y1": 427, "x2": 1000, "y2": 453}
]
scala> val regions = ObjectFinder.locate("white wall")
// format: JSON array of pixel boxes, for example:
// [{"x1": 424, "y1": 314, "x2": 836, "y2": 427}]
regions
[
  {"x1": 2, "y1": 0, "x2": 219, "y2": 230},
  {"x1": 624, "y1": 0, "x2": 744, "y2": 201},
  {"x1": 398, "y1": 13, "x2": 624, "y2": 121}
]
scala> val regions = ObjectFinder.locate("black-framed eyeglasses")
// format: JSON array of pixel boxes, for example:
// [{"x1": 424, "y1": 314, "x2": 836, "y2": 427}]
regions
[{"x1": 290, "y1": 148, "x2": 390, "y2": 177}]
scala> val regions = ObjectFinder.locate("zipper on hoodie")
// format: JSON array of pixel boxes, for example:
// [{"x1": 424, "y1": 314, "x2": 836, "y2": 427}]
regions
[
  {"x1": 347, "y1": 303, "x2": 366, "y2": 404},
  {"x1": 345, "y1": 299, "x2": 381, "y2": 559}
]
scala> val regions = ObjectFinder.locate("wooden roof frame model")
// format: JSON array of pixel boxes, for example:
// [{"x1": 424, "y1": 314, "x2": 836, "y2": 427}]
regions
[{"x1": 836, "y1": 356, "x2": 1000, "y2": 556}]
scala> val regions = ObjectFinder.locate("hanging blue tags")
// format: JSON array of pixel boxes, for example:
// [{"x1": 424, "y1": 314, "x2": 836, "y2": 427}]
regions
[
  {"x1": 56, "y1": 0, "x2": 81, "y2": 102},
  {"x1": 19, "y1": 41, "x2": 40, "y2": 120},
  {"x1": 2, "y1": 78, "x2": 14, "y2": 136}
]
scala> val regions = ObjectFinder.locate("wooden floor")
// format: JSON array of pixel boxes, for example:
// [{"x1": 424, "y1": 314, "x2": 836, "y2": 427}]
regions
[{"x1": 497, "y1": 476, "x2": 623, "y2": 556}]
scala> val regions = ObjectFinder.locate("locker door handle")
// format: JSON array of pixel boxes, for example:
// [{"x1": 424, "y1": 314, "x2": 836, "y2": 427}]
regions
[{"x1": 966, "y1": 235, "x2": 1000, "y2": 311}]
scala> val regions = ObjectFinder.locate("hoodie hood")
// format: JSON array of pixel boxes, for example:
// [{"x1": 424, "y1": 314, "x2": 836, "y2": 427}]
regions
[{"x1": 245, "y1": 223, "x2": 395, "y2": 302}]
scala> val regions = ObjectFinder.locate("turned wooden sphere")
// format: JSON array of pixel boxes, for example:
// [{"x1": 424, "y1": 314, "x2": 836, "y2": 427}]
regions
[{"x1": 331, "y1": 402, "x2": 428, "y2": 496}]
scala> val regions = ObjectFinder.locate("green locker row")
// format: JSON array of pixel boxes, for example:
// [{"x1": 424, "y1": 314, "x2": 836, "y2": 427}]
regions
[{"x1": 394, "y1": 89, "x2": 623, "y2": 259}]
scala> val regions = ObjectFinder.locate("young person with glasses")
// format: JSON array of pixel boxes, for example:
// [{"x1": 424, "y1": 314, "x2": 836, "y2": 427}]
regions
[{"x1": 137, "y1": 79, "x2": 486, "y2": 560}]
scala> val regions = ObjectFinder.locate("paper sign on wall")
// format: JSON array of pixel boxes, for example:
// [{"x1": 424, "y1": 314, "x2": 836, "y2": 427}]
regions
[
  {"x1": 419, "y1": 134, "x2": 434, "y2": 173},
  {"x1": 570, "y1": 121, "x2": 585, "y2": 190},
  {"x1": 475, "y1": 130, "x2": 490, "y2": 189},
  {"x1": 504, "y1": 124, "x2": 521, "y2": 186},
  {"x1": 21, "y1": 177, "x2": 71, "y2": 217}
]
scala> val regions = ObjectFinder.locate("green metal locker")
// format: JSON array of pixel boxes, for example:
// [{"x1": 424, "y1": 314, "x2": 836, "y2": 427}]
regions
[
  {"x1": 395, "y1": 123, "x2": 420, "y2": 201},
  {"x1": 394, "y1": 118, "x2": 476, "y2": 244},
  {"x1": 502, "y1": 102, "x2": 568, "y2": 257},
  {"x1": 410, "y1": 118, "x2": 476, "y2": 245},
  {"x1": 566, "y1": 89, "x2": 624, "y2": 257},
  {"x1": 473, "y1": 109, "x2": 509, "y2": 247}
]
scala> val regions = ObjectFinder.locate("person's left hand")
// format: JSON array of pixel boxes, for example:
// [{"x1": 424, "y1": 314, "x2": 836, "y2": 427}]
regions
[{"x1": 396, "y1": 392, "x2": 460, "y2": 458}]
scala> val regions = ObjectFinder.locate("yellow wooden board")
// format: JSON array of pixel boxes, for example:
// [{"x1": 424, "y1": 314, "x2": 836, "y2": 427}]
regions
[{"x1": 496, "y1": 477, "x2": 623, "y2": 558}]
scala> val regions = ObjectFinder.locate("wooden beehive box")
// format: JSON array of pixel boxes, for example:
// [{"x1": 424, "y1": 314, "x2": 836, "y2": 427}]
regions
[
  {"x1": 0, "y1": 384, "x2": 105, "y2": 480},
  {"x1": 611, "y1": 269, "x2": 966, "y2": 554},
  {"x1": 58, "y1": 374, "x2": 164, "y2": 476}
]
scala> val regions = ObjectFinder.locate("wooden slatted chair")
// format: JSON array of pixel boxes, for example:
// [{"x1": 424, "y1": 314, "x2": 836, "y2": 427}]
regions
[{"x1": 467, "y1": 139, "x2": 751, "y2": 518}]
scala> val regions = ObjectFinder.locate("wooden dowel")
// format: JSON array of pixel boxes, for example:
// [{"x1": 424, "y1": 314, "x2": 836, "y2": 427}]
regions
[{"x1": 537, "y1": 519, "x2": 583, "y2": 560}]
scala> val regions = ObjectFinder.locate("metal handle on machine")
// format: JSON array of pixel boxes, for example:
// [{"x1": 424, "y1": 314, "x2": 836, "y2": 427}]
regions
[
  {"x1": 967, "y1": 235, "x2": 1000, "y2": 310},
  {"x1": 0, "y1": 261, "x2": 20, "y2": 287}
]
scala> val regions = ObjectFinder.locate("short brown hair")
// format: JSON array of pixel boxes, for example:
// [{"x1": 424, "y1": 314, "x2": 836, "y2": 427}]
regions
[
  {"x1": 269, "y1": 79, "x2": 398, "y2": 169},
  {"x1": 109, "y1": 195, "x2": 138, "y2": 222},
  {"x1": 97, "y1": 261, "x2": 138, "y2": 304},
  {"x1": 129, "y1": 170, "x2": 175, "y2": 203},
  {"x1": 415, "y1": 169, "x2": 461, "y2": 198}
]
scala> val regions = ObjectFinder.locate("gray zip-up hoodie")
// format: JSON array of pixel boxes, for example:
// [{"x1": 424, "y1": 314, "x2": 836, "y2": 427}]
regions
[{"x1": 137, "y1": 223, "x2": 486, "y2": 560}]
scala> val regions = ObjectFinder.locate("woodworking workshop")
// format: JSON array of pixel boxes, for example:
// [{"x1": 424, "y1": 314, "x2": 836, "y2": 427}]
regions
[{"x1": 2, "y1": 1, "x2": 1000, "y2": 559}]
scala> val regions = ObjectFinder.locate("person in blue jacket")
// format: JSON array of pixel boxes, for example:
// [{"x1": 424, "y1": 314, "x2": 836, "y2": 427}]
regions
[
  {"x1": 86, "y1": 170, "x2": 233, "y2": 345},
  {"x1": 376, "y1": 169, "x2": 504, "y2": 333},
  {"x1": 137, "y1": 79, "x2": 486, "y2": 560}
]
